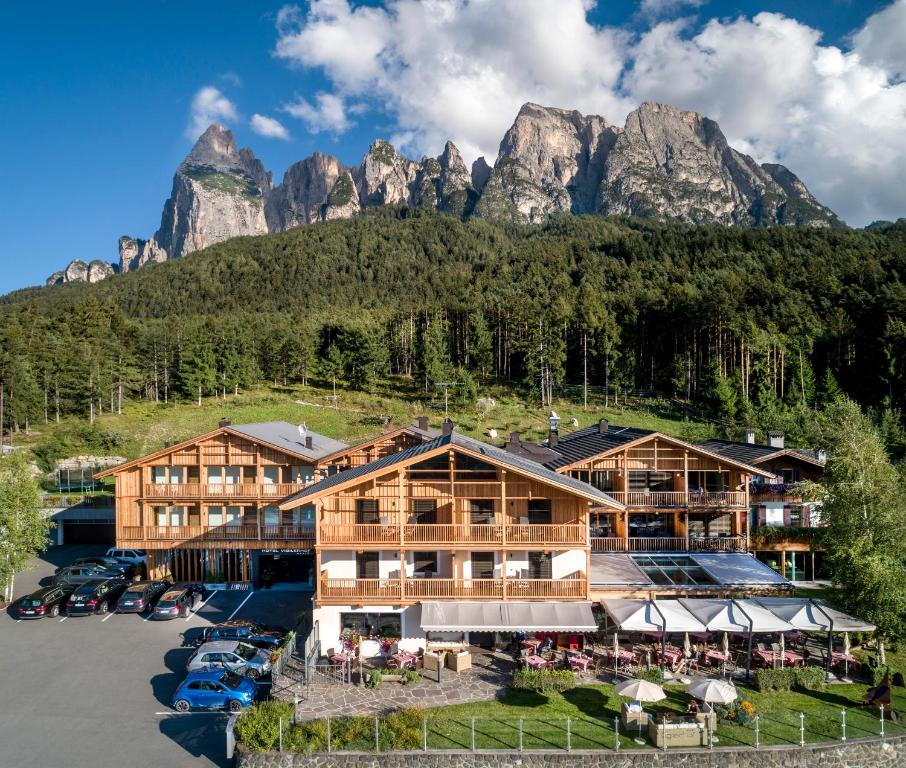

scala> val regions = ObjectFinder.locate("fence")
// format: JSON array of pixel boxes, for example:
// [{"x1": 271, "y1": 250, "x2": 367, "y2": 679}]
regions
[{"x1": 255, "y1": 705, "x2": 902, "y2": 755}]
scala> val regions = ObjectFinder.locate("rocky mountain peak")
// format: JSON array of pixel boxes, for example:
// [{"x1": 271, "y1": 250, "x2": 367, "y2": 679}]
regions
[
  {"x1": 183, "y1": 124, "x2": 243, "y2": 171},
  {"x1": 356, "y1": 140, "x2": 419, "y2": 207},
  {"x1": 266, "y1": 152, "x2": 346, "y2": 230}
]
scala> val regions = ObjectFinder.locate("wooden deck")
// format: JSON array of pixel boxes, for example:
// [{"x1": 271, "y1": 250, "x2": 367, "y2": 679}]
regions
[
  {"x1": 590, "y1": 536, "x2": 746, "y2": 553},
  {"x1": 318, "y1": 575, "x2": 588, "y2": 603},
  {"x1": 318, "y1": 523, "x2": 587, "y2": 547},
  {"x1": 607, "y1": 491, "x2": 747, "y2": 507},
  {"x1": 119, "y1": 524, "x2": 315, "y2": 549},
  {"x1": 142, "y1": 482, "x2": 307, "y2": 499}
]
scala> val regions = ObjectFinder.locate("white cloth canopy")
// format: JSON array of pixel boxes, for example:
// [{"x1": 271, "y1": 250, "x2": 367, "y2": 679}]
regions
[
  {"x1": 812, "y1": 600, "x2": 876, "y2": 632},
  {"x1": 686, "y1": 678, "x2": 738, "y2": 704},
  {"x1": 614, "y1": 679, "x2": 666, "y2": 702},
  {"x1": 754, "y1": 598, "x2": 832, "y2": 631},
  {"x1": 678, "y1": 598, "x2": 750, "y2": 632},
  {"x1": 732, "y1": 599, "x2": 795, "y2": 632},
  {"x1": 601, "y1": 598, "x2": 705, "y2": 632},
  {"x1": 420, "y1": 601, "x2": 598, "y2": 633}
]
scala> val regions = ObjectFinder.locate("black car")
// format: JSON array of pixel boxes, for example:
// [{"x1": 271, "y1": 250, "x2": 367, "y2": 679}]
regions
[
  {"x1": 66, "y1": 578, "x2": 129, "y2": 615},
  {"x1": 116, "y1": 579, "x2": 172, "y2": 613},
  {"x1": 199, "y1": 620, "x2": 287, "y2": 649},
  {"x1": 53, "y1": 564, "x2": 122, "y2": 586},
  {"x1": 17, "y1": 584, "x2": 75, "y2": 619},
  {"x1": 73, "y1": 556, "x2": 137, "y2": 580},
  {"x1": 152, "y1": 584, "x2": 205, "y2": 620}
]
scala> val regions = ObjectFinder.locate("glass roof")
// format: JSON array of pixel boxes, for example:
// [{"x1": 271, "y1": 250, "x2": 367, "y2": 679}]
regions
[{"x1": 631, "y1": 555, "x2": 719, "y2": 586}]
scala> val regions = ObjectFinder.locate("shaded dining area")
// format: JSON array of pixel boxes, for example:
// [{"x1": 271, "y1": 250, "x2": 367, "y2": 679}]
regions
[{"x1": 598, "y1": 596, "x2": 875, "y2": 682}]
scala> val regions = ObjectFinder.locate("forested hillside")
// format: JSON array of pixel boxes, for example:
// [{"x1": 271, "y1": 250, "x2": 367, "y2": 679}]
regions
[{"x1": 2, "y1": 209, "x2": 905, "y2": 450}]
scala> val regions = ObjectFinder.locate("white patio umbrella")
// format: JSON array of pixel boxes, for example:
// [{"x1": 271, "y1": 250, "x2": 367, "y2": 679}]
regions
[
  {"x1": 842, "y1": 632, "x2": 851, "y2": 681},
  {"x1": 879, "y1": 639, "x2": 886, "y2": 666},
  {"x1": 615, "y1": 678, "x2": 667, "y2": 701},
  {"x1": 684, "y1": 633, "x2": 692, "y2": 657},
  {"x1": 779, "y1": 633, "x2": 785, "y2": 669},
  {"x1": 686, "y1": 678, "x2": 738, "y2": 705},
  {"x1": 612, "y1": 631, "x2": 620, "y2": 682},
  {"x1": 722, "y1": 632, "x2": 730, "y2": 675}
]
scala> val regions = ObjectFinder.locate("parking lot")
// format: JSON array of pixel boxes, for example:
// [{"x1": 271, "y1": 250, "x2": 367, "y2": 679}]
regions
[{"x1": 0, "y1": 545, "x2": 311, "y2": 768}]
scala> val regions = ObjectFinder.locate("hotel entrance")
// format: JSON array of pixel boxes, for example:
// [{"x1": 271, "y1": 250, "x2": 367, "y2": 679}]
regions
[{"x1": 254, "y1": 551, "x2": 314, "y2": 590}]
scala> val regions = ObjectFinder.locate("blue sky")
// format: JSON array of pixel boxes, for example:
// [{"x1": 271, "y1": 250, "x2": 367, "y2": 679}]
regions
[{"x1": 0, "y1": 0, "x2": 901, "y2": 294}]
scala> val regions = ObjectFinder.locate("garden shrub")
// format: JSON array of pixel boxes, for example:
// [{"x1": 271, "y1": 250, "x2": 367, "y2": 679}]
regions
[
  {"x1": 366, "y1": 668, "x2": 383, "y2": 688},
  {"x1": 636, "y1": 667, "x2": 665, "y2": 684},
  {"x1": 512, "y1": 669, "x2": 576, "y2": 693},
  {"x1": 331, "y1": 716, "x2": 376, "y2": 751},
  {"x1": 380, "y1": 708, "x2": 425, "y2": 750},
  {"x1": 285, "y1": 721, "x2": 327, "y2": 753},
  {"x1": 235, "y1": 700, "x2": 295, "y2": 750},
  {"x1": 402, "y1": 669, "x2": 420, "y2": 685},
  {"x1": 755, "y1": 668, "x2": 795, "y2": 692},
  {"x1": 716, "y1": 695, "x2": 756, "y2": 725},
  {"x1": 794, "y1": 666, "x2": 826, "y2": 691}
]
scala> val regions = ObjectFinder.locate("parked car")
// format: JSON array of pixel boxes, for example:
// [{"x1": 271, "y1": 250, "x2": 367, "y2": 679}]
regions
[
  {"x1": 53, "y1": 564, "x2": 122, "y2": 587},
  {"x1": 17, "y1": 584, "x2": 76, "y2": 619},
  {"x1": 66, "y1": 578, "x2": 129, "y2": 615},
  {"x1": 151, "y1": 585, "x2": 204, "y2": 620},
  {"x1": 198, "y1": 620, "x2": 287, "y2": 649},
  {"x1": 106, "y1": 547, "x2": 147, "y2": 568},
  {"x1": 116, "y1": 579, "x2": 171, "y2": 613},
  {"x1": 171, "y1": 669, "x2": 256, "y2": 712},
  {"x1": 73, "y1": 556, "x2": 137, "y2": 580},
  {"x1": 186, "y1": 640, "x2": 272, "y2": 679}
]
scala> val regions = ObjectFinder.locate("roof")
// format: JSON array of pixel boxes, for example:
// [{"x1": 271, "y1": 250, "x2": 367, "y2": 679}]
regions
[
  {"x1": 316, "y1": 422, "x2": 439, "y2": 465},
  {"x1": 541, "y1": 425, "x2": 773, "y2": 477},
  {"x1": 96, "y1": 421, "x2": 348, "y2": 478},
  {"x1": 698, "y1": 439, "x2": 825, "y2": 468},
  {"x1": 541, "y1": 424, "x2": 654, "y2": 470},
  {"x1": 280, "y1": 430, "x2": 625, "y2": 509},
  {"x1": 229, "y1": 421, "x2": 348, "y2": 460},
  {"x1": 589, "y1": 552, "x2": 789, "y2": 589}
]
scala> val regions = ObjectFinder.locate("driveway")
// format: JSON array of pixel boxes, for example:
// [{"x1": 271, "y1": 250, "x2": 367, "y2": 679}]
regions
[{"x1": 0, "y1": 546, "x2": 311, "y2": 768}]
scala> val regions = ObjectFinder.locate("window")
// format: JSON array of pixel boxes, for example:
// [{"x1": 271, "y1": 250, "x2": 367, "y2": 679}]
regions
[
  {"x1": 528, "y1": 552, "x2": 552, "y2": 579},
  {"x1": 412, "y1": 552, "x2": 437, "y2": 577},
  {"x1": 187, "y1": 681, "x2": 204, "y2": 691},
  {"x1": 263, "y1": 506, "x2": 280, "y2": 526},
  {"x1": 411, "y1": 500, "x2": 437, "y2": 524},
  {"x1": 454, "y1": 453, "x2": 497, "y2": 481},
  {"x1": 355, "y1": 499, "x2": 379, "y2": 524},
  {"x1": 341, "y1": 612, "x2": 402, "y2": 638},
  {"x1": 687, "y1": 471, "x2": 729, "y2": 493},
  {"x1": 527, "y1": 499, "x2": 551, "y2": 524},
  {"x1": 764, "y1": 507, "x2": 785, "y2": 526},
  {"x1": 152, "y1": 466, "x2": 183, "y2": 484},
  {"x1": 471, "y1": 552, "x2": 494, "y2": 579},
  {"x1": 409, "y1": 454, "x2": 449, "y2": 479},
  {"x1": 357, "y1": 552, "x2": 379, "y2": 579},
  {"x1": 469, "y1": 500, "x2": 494, "y2": 524},
  {"x1": 631, "y1": 555, "x2": 718, "y2": 586},
  {"x1": 156, "y1": 506, "x2": 185, "y2": 526},
  {"x1": 262, "y1": 467, "x2": 280, "y2": 485},
  {"x1": 296, "y1": 505, "x2": 315, "y2": 525},
  {"x1": 569, "y1": 470, "x2": 614, "y2": 492},
  {"x1": 628, "y1": 471, "x2": 674, "y2": 492},
  {"x1": 590, "y1": 512, "x2": 616, "y2": 538},
  {"x1": 628, "y1": 513, "x2": 674, "y2": 537}
]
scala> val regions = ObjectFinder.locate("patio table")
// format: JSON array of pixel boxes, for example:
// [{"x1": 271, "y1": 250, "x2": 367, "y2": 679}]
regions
[
  {"x1": 658, "y1": 649, "x2": 683, "y2": 666},
  {"x1": 330, "y1": 652, "x2": 353, "y2": 668},
  {"x1": 609, "y1": 649, "x2": 637, "y2": 664},
  {"x1": 568, "y1": 653, "x2": 593, "y2": 673},
  {"x1": 391, "y1": 652, "x2": 418, "y2": 670},
  {"x1": 783, "y1": 650, "x2": 804, "y2": 667},
  {"x1": 521, "y1": 638, "x2": 542, "y2": 651},
  {"x1": 704, "y1": 650, "x2": 727, "y2": 665},
  {"x1": 526, "y1": 654, "x2": 547, "y2": 670}
]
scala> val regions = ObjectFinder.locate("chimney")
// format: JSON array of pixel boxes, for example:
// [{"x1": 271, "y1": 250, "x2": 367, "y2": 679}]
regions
[
  {"x1": 817, "y1": 449, "x2": 827, "y2": 464},
  {"x1": 219, "y1": 418, "x2": 231, "y2": 428},
  {"x1": 305, "y1": 435, "x2": 313, "y2": 450},
  {"x1": 549, "y1": 430, "x2": 558, "y2": 449},
  {"x1": 744, "y1": 428, "x2": 756, "y2": 445},
  {"x1": 768, "y1": 430, "x2": 785, "y2": 449},
  {"x1": 598, "y1": 419, "x2": 609, "y2": 434},
  {"x1": 416, "y1": 416, "x2": 429, "y2": 431},
  {"x1": 441, "y1": 418, "x2": 454, "y2": 436}
]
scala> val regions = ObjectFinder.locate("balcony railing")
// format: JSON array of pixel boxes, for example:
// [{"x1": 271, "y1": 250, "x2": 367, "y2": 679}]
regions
[
  {"x1": 143, "y1": 482, "x2": 306, "y2": 499},
  {"x1": 121, "y1": 525, "x2": 315, "y2": 543},
  {"x1": 607, "y1": 491, "x2": 747, "y2": 507},
  {"x1": 319, "y1": 575, "x2": 587, "y2": 601},
  {"x1": 590, "y1": 536, "x2": 745, "y2": 553},
  {"x1": 319, "y1": 523, "x2": 587, "y2": 546}
]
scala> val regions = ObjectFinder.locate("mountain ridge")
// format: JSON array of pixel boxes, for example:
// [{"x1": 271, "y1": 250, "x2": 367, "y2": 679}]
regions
[{"x1": 46, "y1": 100, "x2": 843, "y2": 286}]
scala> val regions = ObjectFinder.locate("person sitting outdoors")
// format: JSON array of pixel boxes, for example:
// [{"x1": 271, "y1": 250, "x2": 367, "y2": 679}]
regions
[{"x1": 686, "y1": 700, "x2": 700, "y2": 716}]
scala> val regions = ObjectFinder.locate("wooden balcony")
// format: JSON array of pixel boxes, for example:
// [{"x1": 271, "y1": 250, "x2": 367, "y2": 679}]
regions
[
  {"x1": 120, "y1": 524, "x2": 315, "y2": 547},
  {"x1": 319, "y1": 523, "x2": 587, "y2": 547},
  {"x1": 142, "y1": 482, "x2": 307, "y2": 500},
  {"x1": 591, "y1": 536, "x2": 746, "y2": 553},
  {"x1": 318, "y1": 575, "x2": 587, "y2": 602},
  {"x1": 607, "y1": 491, "x2": 747, "y2": 508}
]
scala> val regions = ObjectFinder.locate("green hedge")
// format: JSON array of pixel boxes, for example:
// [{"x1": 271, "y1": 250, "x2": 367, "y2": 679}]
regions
[
  {"x1": 635, "y1": 667, "x2": 665, "y2": 684},
  {"x1": 755, "y1": 666, "x2": 827, "y2": 692},
  {"x1": 512, "y1": 669, "x2": 576, "y2": 693}
]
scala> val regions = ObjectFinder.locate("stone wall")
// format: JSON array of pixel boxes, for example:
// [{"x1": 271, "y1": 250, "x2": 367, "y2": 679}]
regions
[{"x1": 236, "y1": 734, "x2": 906, "y2": 768}]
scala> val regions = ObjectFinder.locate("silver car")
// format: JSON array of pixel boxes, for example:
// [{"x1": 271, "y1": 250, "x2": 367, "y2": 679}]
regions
[{"x1": 186, "y1": 640, "x2": 272, "y2": 680}]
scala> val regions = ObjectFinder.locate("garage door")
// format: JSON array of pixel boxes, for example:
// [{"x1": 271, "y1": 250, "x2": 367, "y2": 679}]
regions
[{"x1": 62, "y1": 522, "x2": 115, "y2": 545}]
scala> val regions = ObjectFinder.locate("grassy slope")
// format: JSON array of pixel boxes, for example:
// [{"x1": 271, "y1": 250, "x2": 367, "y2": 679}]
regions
[{"x1": 16, "y1": 379, "x2": 716, "y2": 466}]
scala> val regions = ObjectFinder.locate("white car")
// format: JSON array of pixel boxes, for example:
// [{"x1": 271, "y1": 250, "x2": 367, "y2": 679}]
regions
[{"x1": 106, "y1": 548, "x2": 148, "y2": 568}]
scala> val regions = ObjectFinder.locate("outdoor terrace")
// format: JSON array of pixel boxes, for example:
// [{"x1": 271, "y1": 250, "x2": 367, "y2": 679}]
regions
[
  {"x1": 318, "y1": 575, "x2": 588, "y2": 602},
  {"x1": 319, "y1": 522, "x2": 586, "y2": 547},
  {"x1": 591, "y1": 536, "x2": 746, "y2": 553}
]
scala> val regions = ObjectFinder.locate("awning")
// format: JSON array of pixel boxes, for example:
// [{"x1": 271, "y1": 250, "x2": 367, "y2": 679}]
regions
[
  {"x1": 600, "y1": 598, "x2": 705, "y2": 632},
  {"x1": 812, "y1": 600, "x2": 876, "y2": 632},
  {"x1": 730, "y1": 599, "x2": 794, "y2": 632},
  {"x1": 678, "y1": 598, "x2": 751, "y2": 633},
  {"x1": 420, "y1": 601, "x2": 599, "y2": 633},
  {"x1": 753, "y1": 597, "x2": 831, "y2": 631}
]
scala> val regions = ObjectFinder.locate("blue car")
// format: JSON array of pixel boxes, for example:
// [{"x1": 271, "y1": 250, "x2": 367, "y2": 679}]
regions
[{"x1": 172, "y1": 669, "x2": 257, "y2": 712}]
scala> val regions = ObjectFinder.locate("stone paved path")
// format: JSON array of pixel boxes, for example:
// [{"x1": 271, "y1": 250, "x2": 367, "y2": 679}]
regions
[{"x1": 276, "y1": 652, "x2": 513, "y2": 719}]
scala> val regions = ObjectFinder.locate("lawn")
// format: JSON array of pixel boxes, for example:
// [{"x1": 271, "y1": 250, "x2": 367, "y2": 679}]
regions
[
  {"x1": 420, "y1": 681, "x2": 906, "y2": 751},
  {"x1": 16, "y1": 379, "x2": 714, "y2": 468}
]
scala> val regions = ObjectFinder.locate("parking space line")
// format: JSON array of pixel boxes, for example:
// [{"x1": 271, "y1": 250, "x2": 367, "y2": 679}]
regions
[
  {"x1": 101, "y1": 612, "x2": 114, "y2": 622},
  {"x1": 59, "y1": 616, "x2": 68, "y2": 622},
  {"x1": 185, "y1": 589, "x2": 219, "y2": 622},
  {"x1": 225, "y1": 591, "x2": 254, "y2": 621}
]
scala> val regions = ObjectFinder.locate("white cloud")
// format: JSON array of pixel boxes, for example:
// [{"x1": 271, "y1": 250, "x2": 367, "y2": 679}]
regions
[
  {"x1": 186, "y1": 86, "x2": 238, "y2": 139},
  {"x1": 284, "y1": 92, "x2": 351, "y2": 133},
  {"x1": 273, "y1": 1, "x2": 906, "y2": 225},
  {"x1": 250, "y1": 113, "x2": 291, "y2": 140}
]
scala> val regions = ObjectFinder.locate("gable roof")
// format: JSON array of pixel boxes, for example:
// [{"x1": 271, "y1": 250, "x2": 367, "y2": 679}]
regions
[
  {"x1": 541, "y1": 426, "x2": 773, "y2": 477},
  {"x1": 316, "y1": 422, "x2": 439, "y2": 465},
  {"x1": 698, "y1": 439, "x2": 825, "y2": 468},
  {"x1": 95, "y1": 421, "x2": 348, "y2": 478},
  {"x1": 279, "y1": 430, "x2": 625, "y2": 510}
]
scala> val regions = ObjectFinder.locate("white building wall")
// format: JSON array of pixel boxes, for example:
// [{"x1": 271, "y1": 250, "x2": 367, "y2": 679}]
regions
[
  {"x1": 321, "y1": 550, "x2": 356, "y2": 579},
  {"x1": 553, "y1": 549, "x2": 586, "y2": 579},
  {"x1": 313, "y1": 603, "x2": 425, "y2": 655}
]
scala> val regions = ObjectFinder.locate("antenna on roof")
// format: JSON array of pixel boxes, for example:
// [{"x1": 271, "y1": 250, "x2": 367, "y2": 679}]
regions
[
  {"x1": 434, "y1": 381, "x2": 460, "y2": 419},
  {"x1": 298, "y1": 422, "x2": 307, "y2": 441}
]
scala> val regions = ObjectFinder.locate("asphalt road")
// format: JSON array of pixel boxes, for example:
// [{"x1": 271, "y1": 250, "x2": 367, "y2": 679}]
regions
[{"x1": 0, "y1": 545, "x2": 311, "y2": 768}]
